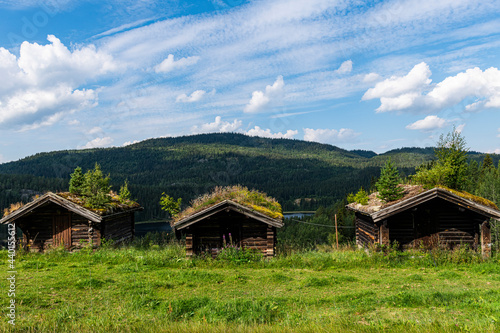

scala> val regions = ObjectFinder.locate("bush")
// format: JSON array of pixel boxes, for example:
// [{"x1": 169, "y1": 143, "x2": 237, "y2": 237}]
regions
[{"x1": 348, "y1": 188, "x2": 369, "y2": 205}]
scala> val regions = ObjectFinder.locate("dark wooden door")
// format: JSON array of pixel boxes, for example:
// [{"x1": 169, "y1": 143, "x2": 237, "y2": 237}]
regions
[{"x1": 53, "y1": 215, "x2": 71, "y2": 249}]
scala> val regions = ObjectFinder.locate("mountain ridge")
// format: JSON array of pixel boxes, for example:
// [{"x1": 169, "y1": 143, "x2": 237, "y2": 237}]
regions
[{"x1": 0, "y1": 133, "x2": 497, "y2": 221}]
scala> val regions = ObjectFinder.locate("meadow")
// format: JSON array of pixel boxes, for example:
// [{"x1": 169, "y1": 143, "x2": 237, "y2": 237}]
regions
[{"x1": 1, "y1": 240, "x2": 500, "y2": 333}]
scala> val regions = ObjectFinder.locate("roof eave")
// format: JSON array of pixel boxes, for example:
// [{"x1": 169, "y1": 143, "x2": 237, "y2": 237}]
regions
[
  {"x1": 174, "y1": 199, "x2": 284, "y2": 230},
  {"x1": 0, "y1": 192, "x2": 103, "y2": 224},
  {"x1": 366, "y1": 188, "x2": 500, "y2": 223}
]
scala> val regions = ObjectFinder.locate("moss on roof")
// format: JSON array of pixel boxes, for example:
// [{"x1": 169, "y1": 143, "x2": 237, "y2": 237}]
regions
[
  {"x1": 57, "y1": 192, "x2": 141, "y2": 215},
  {"x1": 2, "y1": 192, "x2": 140, "y2": 218},
  {"x1": 173, "y1": 185, "x2": 283, "y2": 224},
  {"x1": 347, "y1": 184, "x2": 499, "y2": 214},
  {"x1": 434, "y1": 186, "x2": 498, "y2": 210}
]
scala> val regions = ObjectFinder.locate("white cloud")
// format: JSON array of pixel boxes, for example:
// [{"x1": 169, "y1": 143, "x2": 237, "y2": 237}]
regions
[
  {"x1": 79, "y1": 137, "x2": 114, "y2": 149},
  {"x1": 335, "y1": 60, "x2": 353, "y2": 74},
  {"x1": 244, "y1": 75, "x2": 284, "y2": 113},
  {"x1": 17, "y1": 35, "x2": 116, "y2": 87},
  {"x1": 429, "y1": 67, "x2": 500, "y2": 111},
  {"x1": 0, "y1": 84, "x2": 97, "y2": 126},
  {"x1": 406, "y1": 115, "x2": 447, "y2": 131},
  {"x1": 88, "y1": 127, "x2": 103, "y2": 135},
  {"x1": 0, "y1": 35, "x2": 115, "y2": 129},
  {"x1": 191, "y1": 116, "x2": 242, "y2": 133},
  {"x1": 245, "y1": 126, "x2": 298, "y2": 139},
  {"x1": 154, "y1": 54, "x2": 200, "y2": 73},
  {"x1": 363, "y1": 63, "x2": 500, "y2": 113},
  {"x1": 68, "y1": 119, "x2": 80, "y2": 126},
  {"x1": 363, "y1": 73, "x2": 381, "y2": 83},
  {"x1": 488, "y1": 148, "x2": 500, "y2": 154},
  {"x1": 18, "y1": 112, "x2": 67, "y2": 132},
  {"x1": 455, "y1": 123, "x2": 466, "y2": 133},
  {"x1": 123, "y1": 140, "x2": 139, "y2": 146},
  {"x1": 303, "y1": 128, "x2": 361, "y2": 144},
  {"x1": 362, "y1": 62, "x2": 432, "y2": 112},
  {"x1": 176, "y1": 90, "x2": 206, "y2": 103}
]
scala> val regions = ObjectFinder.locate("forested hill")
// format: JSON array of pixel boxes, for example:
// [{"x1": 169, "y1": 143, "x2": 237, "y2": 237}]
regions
[{"x1": 0, "y1": 133, "x2": 496, "y2": 221}]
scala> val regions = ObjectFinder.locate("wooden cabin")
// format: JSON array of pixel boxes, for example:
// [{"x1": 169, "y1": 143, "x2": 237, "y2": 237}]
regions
[
  {"x1": 173, "y1": 200, "x2": 284, "y2": 258},
  {"x1": 0, "y1": 192, "x2": 142, "y2": 251},
  {"x1": 347, "y1": 186, "x2": 500, "y2": 257}
]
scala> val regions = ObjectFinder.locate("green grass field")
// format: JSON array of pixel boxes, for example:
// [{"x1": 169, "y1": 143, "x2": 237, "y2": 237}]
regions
[{"x1": 1, "y1": 244, "x2": 500, "y2": 332}]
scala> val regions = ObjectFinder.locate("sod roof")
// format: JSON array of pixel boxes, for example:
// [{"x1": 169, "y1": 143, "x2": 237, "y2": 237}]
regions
[
  {"x1": 347, "y1": 184, "x2": 500, "y2": 222},
  {"x1": 1, "y1": 191, "x2": 141, "y2": 223},
  {"x1": 172, "y1": 185, "x2": 283, "y2": 226}
]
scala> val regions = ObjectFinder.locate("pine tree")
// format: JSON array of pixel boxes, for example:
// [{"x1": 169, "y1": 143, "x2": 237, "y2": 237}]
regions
[
  {"x1": 83, "y1": 163, "x2": 111, "y2": 208},
  {"x1": 119, "y1": 180, "x2": 131, "y2": 201},
  {"x1": 376, "y1": 159, "x2": 404, "y2": 202},
  {"x1": 434, "y1": 127, "x2": 469, "y2": 190},
  {"x1": 69, "y1": 167, "x2": 85, "y2": 195},
  {"x1": 412, "y1": 127, "x2": 469, "y2": 190},
  {"x1": 482, "y1": 154, "x2": 494, "y2": 172}
]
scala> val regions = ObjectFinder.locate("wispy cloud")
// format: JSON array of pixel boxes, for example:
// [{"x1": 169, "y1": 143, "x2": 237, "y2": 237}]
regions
[
  {"x1": 176, "y1": 90, "x2": 206, "y2": 103},
  {"x1": 335, "y1": 60, "x2": 353, "y2": 74}
]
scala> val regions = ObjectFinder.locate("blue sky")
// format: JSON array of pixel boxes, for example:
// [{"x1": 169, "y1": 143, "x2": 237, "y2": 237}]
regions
[{"x1": 1, "y1": 0, "x2": 500, "y2": 163}]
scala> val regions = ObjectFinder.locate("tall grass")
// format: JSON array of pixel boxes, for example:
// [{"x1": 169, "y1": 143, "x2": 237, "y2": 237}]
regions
[{"x1": 2, "y1": 238, "x2": 500, "y2": 332}]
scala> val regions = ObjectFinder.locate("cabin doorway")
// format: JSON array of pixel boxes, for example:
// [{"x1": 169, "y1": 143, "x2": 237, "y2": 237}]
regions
[{"x1": 53, "y1": 215, "x2": 71, "y2": 249}]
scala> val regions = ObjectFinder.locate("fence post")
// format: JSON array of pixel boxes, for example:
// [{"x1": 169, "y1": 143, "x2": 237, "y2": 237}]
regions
[{"x1": 335, "y1": 214, "x2": 338, "y2": 249}]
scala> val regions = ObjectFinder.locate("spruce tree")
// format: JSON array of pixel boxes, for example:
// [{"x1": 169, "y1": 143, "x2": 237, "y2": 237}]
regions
[
  {"x1": 69, "y1": 167, "x2": 85, "y2": 195},
  {"x1": 83, "y1": 163, "x2": 111, "y2": 208},
  {"x1": 376, "y1": 159, "x2": 404, "y2": 202},
  {"x1": 119, "y1": 180, "x2": 131, "y2": 201},
  {"x1": 434, "y1": 127, "x2": 469, "y2": 190},
  {"x1": 482, "y1": 154, "x2": 494, "y2": 172}
]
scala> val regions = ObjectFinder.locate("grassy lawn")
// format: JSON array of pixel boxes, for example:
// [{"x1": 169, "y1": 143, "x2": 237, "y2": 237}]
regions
[{"x1": 1, "y1": 245, "x2": 500, "y2": 332}]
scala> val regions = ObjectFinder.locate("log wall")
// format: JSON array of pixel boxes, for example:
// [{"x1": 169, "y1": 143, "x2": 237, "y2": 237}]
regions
[
  {"x1": 14, "y1": 202, "x2": 135, "y2": 251},
  {"x1": 355, "y1": 213, "x2": 378, "y2": 247},
  {"x1": 102, "y1": 212, "x2": 134, "y2": 244},
  {"x1": 388, "y1": 199, "x2": 484, "y2": 249},
  {"x1": 71, "y1": 213, "x2": 100, "y2": 248},
  {"x1": 17, "y1": 204, "x2": 55, "y2": 251},
  {"x1": 356, "y1": 198, "x2": 489, "y2": 251},
  {"x1": 186, "y1": 210, "x2": 275, "y2": 257}
]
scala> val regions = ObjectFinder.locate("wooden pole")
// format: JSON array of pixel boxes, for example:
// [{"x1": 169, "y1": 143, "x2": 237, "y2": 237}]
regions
[{"x1": 335, "y1": 214, "x2": 338, "y2": 249}]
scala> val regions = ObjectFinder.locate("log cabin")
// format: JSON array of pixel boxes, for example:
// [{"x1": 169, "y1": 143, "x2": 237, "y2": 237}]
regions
[
  {"x1": 0, "y1": 192, "x2": 142, "y2": 251},
  {"x1": 346, "y1": 185, "x2": 500, "y2": 257},
  {"x1": 173, "y1": 199, "x2": 284, "y2": 258}
]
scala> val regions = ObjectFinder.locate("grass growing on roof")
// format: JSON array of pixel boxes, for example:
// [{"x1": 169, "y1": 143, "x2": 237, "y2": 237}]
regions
[
  {"x1": 435, "y1": 185, "x2": 499, "y2": 210},
  {"x1": 3, "y1": 201, "x2": 24, "y2": 217},
  {"x1": 57, "y1": 191, "x2": 141, "y2": 215},
  {"x1": 173, "y1": 185, "x2": 283, "y2": 223}
]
